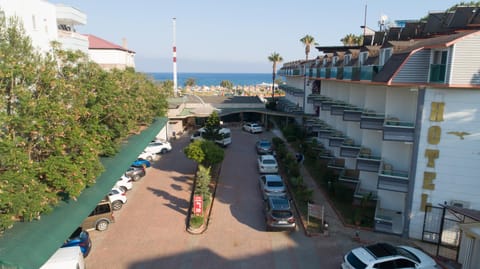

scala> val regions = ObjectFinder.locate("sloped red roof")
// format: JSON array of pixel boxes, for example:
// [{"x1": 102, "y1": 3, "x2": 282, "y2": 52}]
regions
[{"x1": 84, "y1": 34, "x2": 135, "y2": 53}]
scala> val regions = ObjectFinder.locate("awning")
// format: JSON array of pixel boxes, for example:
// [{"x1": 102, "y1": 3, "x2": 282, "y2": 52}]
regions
[{"x1": 0, "y1": 117, "x2": 168, "y2": 269}]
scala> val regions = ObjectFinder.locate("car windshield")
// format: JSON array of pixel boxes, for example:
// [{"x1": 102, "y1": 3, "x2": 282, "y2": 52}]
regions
[
  {"x1": 263, "y1": 159, "x2": 276, "y2": 165},
  {"x1": 267, "y1": 181, "x2": 284, "y2": 187},
  {"x1": 272, "y1": 210, "x2": 292, "y2": 218},
  {"x1": 346, "y1": 252, "x2": 367, "y2": 269},
  {"x1": 260, "y1": 142, "x2": 271, "y2": 147},
  {"x1": 396, "y1": 247, "x2": 420, "y2": 263}
]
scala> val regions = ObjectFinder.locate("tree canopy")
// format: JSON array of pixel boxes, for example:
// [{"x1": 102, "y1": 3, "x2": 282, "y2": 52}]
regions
[{"x1": 0, "y1": 15, "x2": 169, "y2": 231}]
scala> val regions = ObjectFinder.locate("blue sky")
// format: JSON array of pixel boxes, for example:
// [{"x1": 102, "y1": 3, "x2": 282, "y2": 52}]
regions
[{"x1": 50, "y1": 0, "x2": 462, "y2": 73}]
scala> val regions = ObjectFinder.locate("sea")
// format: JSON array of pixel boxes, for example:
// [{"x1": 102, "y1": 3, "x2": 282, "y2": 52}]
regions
[{"x1": 145, "y1": 72, "x2": 273, "y2": 87}]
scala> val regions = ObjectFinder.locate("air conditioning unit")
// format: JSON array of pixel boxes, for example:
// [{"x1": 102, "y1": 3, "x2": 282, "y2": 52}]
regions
[{"x1": 450, "y1": 200, "x2": 470, "y2": 209}]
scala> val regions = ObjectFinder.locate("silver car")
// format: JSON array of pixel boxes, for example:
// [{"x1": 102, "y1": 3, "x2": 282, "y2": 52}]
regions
[{"x1": 259, "y1": 174, "x2": 286, "y2": 200}]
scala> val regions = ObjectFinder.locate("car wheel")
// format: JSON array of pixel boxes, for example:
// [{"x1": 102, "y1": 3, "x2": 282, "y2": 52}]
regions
[
  {"x1": 96, "y1": 220, "x2": 109, "y2": 231},
  {"x1": 160, "y1": 148, "x2": 167, "y2": 154},
  {"x1": 119, "y1": 186, "x2": 128, "y2": 193},
  {"x1": 133, "y1": 174, "x2": 141, "y2": 181},
  {"x1": 112, "y1": 200, "x2": 123, "y2": 211}
]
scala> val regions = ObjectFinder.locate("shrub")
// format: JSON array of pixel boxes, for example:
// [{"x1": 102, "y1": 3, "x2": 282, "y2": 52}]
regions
[{"x1": 190, "y1": 215, "x2": 204, "y2": 229}]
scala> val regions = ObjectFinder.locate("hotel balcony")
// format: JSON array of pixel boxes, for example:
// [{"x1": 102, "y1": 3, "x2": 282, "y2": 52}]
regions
[
  {"x1": 352, "y1": 67, "x2": 361, "y2": 80},
  {"x1": 377, "y1": 163, "x2": 409, "y2": 193},
  {"x1": 308, "y1": 68, "x2": 317, "y2": 78},
  {"x1": 317, "y1": 128, "x2": 334, "y2": 138},
  {"x1": 343, "y1": 66, "x2": 352, "y2": 80},
  {"x1": 354, "y1": 182, "x2": 378, "y2": 200},
  {"x1": 330, "y1": 67, "x2": 338, "y2": 79},
  {"x1": 327, "y1": 158, "x2": 345, "y2": 171},
  {"x1": 56, "y1": 5, "x2": 87, "y2": 25},
  {"x1": 307, "y1": 94, "x2": 329, "y2": 106},
  {"x1": 339, "y1": 169, "x2": 360, "y2": 183},
  {"x1": 360, "y1": 111, "x2": 385, "y2": 130},
  {"x1": 277, "y1": 98, "x2": 303, "y2": 114},
  {"x1": 340, "y1": 139, "x2": 361, "y2": 158},
  {"x1": 320, "y1": 99, "x2": 336, "y2": 111},
  {"x1": 318, "y1": 68, "x2": 326, "y2": 78},
  {"x1": 325, "y1": 68, "x2": 331, "y2": 79},
  {"x1": 57, "y1": 30, "x2": 88, "y2": 53},
  {"x1": 318, "y1": 149, "x2": 334, "y2": 159},
  {"x1": 382, "y1": 118, "x2": 415, "y2": 142},
  {"x1": 429, "y1": 64, "x2": 446, "y2": 83},
  {"x1": 343, "y1": 107, "x2": 364, "y2": 122},
  {"x1": 374, "y1": 201, "x2": 404, "y2": 235},
  {"x1": 279, "y1": 85, "x2": 304, "y2": 97},
  {"x1": 360, "y1": 65, "x2": 382, "y2": 81},
  {"x1": 336, "y1": 67, "x2": 344, "y2": 80},
  {"x1": 328, "y1": 132, "x2": 345, "y2": 147},
  {"x1": 331, "y1": 102, "x2": 352, "y2": 116},
  {"x1": 356, "y1": 148, "x2": 381, "y2": 172}
]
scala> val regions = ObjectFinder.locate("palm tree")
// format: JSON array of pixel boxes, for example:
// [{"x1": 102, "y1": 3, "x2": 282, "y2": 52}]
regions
[
  {"x1": 268, "y1": 52, "x2": 283, "y2": 102},
  {"x1": 300, "y1": 35, "x2": 317, "y2": 111}
]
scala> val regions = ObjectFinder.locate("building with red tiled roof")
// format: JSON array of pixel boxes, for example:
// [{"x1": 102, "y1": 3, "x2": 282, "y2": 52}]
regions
[{"x1": 85, "y1": 34, "x2": 136, "y2": 71}]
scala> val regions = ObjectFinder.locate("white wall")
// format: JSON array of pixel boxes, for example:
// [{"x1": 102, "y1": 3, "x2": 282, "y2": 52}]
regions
[
  {"x1": 409, "y1": 87, "x2": 480, "y2": 239},
  {"x1": 0, "y1": 0, "x2": 58, "y2": 54}
]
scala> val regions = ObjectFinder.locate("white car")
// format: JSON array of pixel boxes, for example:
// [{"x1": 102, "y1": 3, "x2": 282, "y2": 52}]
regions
[
  {"x1": 107, "y1": 188, "x2": 127, "y2": 211},
  {"x1": 341, "y1": 243, "x2": 439, "y2": 269},
  {"x1": 114, "y1": 175, "x2": 133, "y2": 193},
  {"x1": 257, "y1": 154, "x2": 278, "y2": 174},
  {"x1": 144, "y1": 140, "x2": 172, "y2": 154},
  {"x1": 243, "y1": 122, "x2": 263, "y2": 133},
  {"x1": 259, "y1": 174, "x2": 286, "y2": 200},
  {"x1": 138, "y1": 151, "x2": 156, "y2": 161}
]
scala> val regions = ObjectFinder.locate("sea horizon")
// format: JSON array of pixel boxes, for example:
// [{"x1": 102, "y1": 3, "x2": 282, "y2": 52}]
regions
[{"x1": 145, "y1": 72, "x2": 275, "y2": 87}]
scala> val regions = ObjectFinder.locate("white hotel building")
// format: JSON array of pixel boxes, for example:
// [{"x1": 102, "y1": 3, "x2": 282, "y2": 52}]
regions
[{"x1": 279, "y1": 6, "x2": 480, "y2": 268}]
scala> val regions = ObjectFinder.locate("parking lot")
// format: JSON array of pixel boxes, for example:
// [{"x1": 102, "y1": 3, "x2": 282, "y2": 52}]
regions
[{"x1": 85, "y1": 127, "x2": 405, "y2": 269}]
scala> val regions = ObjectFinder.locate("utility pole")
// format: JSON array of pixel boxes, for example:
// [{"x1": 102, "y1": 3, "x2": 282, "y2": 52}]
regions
[{"x1": 173, "y1": 18, "x2": 178, "y2": 97}]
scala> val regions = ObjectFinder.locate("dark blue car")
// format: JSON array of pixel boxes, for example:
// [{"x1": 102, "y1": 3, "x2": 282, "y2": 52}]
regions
[{"x1": 62, "y1": 227, "x2": 92, "y2": 257}]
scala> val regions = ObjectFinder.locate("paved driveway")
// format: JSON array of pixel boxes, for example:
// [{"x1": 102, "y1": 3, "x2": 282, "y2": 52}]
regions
[{"x1": 85, "y1": 128, "x2": 365, "y2": 269}]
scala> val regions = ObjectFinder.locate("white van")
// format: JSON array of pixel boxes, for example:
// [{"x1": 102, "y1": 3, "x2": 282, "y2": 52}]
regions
[
  {"x1": 190, "y1": 127, "x2": 231, "y2": 147},
  {"x1": 40, "y1": 246, "x2": 85, "y2": 269}
]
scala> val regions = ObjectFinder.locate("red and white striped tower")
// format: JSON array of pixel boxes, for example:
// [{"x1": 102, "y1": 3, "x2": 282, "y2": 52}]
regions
[{"x1": 172, "y1": 17, "x2": 178, "y2": 97}]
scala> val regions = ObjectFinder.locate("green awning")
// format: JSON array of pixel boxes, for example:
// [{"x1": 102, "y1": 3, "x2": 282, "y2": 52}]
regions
[{"x1": 0, "y1": 117, "x2": 168, "y2": 269}]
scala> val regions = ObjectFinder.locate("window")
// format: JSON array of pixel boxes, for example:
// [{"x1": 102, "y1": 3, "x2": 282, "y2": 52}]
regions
[
  {"x1": 344, "y1": 55, "x2": 351, "y2": 65},
  {"x1": 373, "y1": 260, "x2": 396, "y2": 268},
  {"x1": 323, "y1": 58, "x2": 328, "y2": 66},
  {"x1": 395, "y1": 258, "x2": 416, "y2": 268},
  {"x1": 433, "y1": 50, "x2": 447, "y2": 65},
  {"x1": 359, "y1": 52, "x2": 368, "y2": 65},
  {"x1": 380, "y1": 48, "x2": 392, "y2": 65}
]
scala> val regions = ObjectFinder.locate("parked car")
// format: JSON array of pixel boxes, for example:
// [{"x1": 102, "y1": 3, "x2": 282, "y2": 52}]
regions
[
  {"x1": 132, "y1": 158, "x2": 151, "y2": 168},
  {"x1": 138, "y1": 150, "x2": 156, "y2": 161},
  {"x1": 144, "y1": 139, "x2": 172, "y2": 154},
  {"x1": 341, "y1": 242, "x2": 439, "y2": 269},
  {"x1": 114, "y1": 175, "x2": 133, "y2": 193},
  {"x1": 264, "y1": 195, "x2": 296, "y2": 231},
  {"x1": 259, "y1": 174, "x2": 286, "y2": 199},
  {"x1": 40, "y1": 246, "x2": 85, "y2": 269},
  {"x1": 81, "y1": 200, "x2": 115, "y2": 231},
  {"x1": 190, "y1": 127, "x2": 232, "y2": 147},
  {"x1": 257, "y1": 154, "x2": 278, "y2": 174},
  {"x1": 108, "y1": 188, "x2": 127, "y2": 211},
  {"x1": 256, "y1": 139, "x2": 273, "y2": 155},
  {"x1": 124, "y1": 166, "x2": 146, "y2": 181},
  {"x1": 61, "y1": 227, "x2": 92, "y2": 257},
  {"x1": 243, "y1": 122, "x2": 263, "y2": 133}
]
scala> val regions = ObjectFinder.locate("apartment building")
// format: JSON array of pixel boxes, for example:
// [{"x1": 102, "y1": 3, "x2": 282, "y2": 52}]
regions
[{"x1": 279, "y1": 6, "x2": 480, "y2": 267}]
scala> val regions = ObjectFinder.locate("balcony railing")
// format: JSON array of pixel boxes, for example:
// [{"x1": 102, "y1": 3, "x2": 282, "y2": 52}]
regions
[
  {"x1": 356, "y1": 148, "x2": 381, "y2": 172},
  {"x1": 336, "y1": 67, "x2": 344, "y2": 80},
  {"x1": 307, "y1": 94, "x2": 329, "y2": 105},
  {"x1": 321, "y1": 99, "x2": 335, "y2": 111},
  {"x1": 317, "y1": 128, "x2": 334, "y2": 138},
  {"x1": 354, "y1": 182, "x2": 378, "y2": 200},
  {"x1": 377, "y1": 163, "x2": 409, "y2": 193},
  {"x1": 343, "y1": 107, "x2": 364, "y2": 122},
  {"x1": 374, "y1": 202, "x2": 404, "y2": 235},
  {"x1": 360, "y1": 65, "x2": 382, "y2": 81},
  {"x1": 330, "y1": 67, "x2": 337, "y2": 79},
  {"x1": 340, "y1": 139, "x2": 361, "y2": 158},
  {"x1": 319, "y1": 68, "x2": 326, "y2": 78},
  {"x1": 328, "y1": 132, "x2": 345, "y2": 147},
  {"x1": 327, "y1": 158, "x2": 345, "y2": 170},
  {"x1": 318, "y1": 149, "x2": 334, "y2": 159},
  {"x1": 360, "y1": 111, "x2": 385, "y2": 130},
  {"x1": 279, "y1": 85, "x2": 304, "y2": 97},
  {"x1": 429, "y1": 64, "x2": 446, "y2": 83},
  {"x1": 331, "y1": 102, "x2": 351, "y2": 116},
  {"x1": 343, "y1": 66, "x2": 352, "y2": 80},
  {"x1": 383, "y1": 118, "x2": 415, "y2": 142},
  {"x1": 339, "y1": 169, "x2": 359, "y2": 183},
  {"x1": 325, "y1": 68, "x2": 331, "y2": 79},
  {"x1": 352, "y1": 67, "x2": 361, "y2": 80}
]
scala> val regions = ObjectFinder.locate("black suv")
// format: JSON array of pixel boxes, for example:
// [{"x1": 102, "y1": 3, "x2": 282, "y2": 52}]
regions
[{"x1": 264, "y1": 195, "x2": 296, "y2": 231}]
